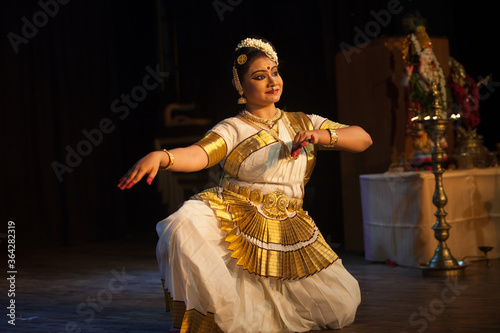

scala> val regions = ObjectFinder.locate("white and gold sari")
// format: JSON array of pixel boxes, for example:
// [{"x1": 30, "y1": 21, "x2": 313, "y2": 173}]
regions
[{"x1": 156, "y1": 112, "x2": 360, "y2": 333}]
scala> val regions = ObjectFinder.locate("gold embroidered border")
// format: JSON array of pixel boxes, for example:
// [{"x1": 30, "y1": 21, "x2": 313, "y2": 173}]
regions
[
  {"x1": 161, "y1": 281, "x2": 223, "y2": 333},
  {"x1": 319, "y1": 119, "x2": 350, "y2": 151},
  {"x1": 285, "y1": 112, "x2": 317, "y2": 186},
  {"x1": 161, "y1": 281, "x2": 186, "y2": 328},
  {"x1": 180, "y1": 309, "x2": 223, "y2": 333},
  {"x1": 196, "y1": 188, "x2": 338, "y2": 280},
  {"x1": 220, "y1": 112, "x2": 324, "y2": 184},
  {"x1": 195, "y1": 132, "x2": 227, "y2": 168},
  {"x1": 223, "y1": 130, "x2": 277, "y2": 177}
]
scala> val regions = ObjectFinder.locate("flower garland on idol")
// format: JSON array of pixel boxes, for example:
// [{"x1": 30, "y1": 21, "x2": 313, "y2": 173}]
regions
[{"x1": 409, "y1": 33, "x2": 448, "y2": 113}]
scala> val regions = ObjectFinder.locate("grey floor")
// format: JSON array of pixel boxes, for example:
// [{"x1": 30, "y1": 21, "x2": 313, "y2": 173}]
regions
[{"x1": 1, "y1": 234, "x2": 499, "y2": 333}]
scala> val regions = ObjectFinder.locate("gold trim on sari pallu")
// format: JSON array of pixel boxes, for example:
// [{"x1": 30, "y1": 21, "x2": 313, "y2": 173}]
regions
[
  {"x1": 223, "y1": 130, "x2": 277, "y2": 178},
  {"x1": 195, "y1": 188, "x2": 338, "y2": 280},
  {"x1": 284, "y1": 112, "x2": 318, "y2": 185},
  {"x1": 161, "y1": 281, "x2": 223, "y2": 333}
]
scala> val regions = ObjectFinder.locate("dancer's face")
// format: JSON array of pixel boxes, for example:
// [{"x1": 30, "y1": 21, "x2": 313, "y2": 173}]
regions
[{"x1": 241, "y1": 56, "x2": 283, "y2": 108}]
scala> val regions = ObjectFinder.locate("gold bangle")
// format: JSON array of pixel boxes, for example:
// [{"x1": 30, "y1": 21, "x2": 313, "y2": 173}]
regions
[
  {"x1": 160, "y1": 149, "x2": 174, "y2": 170},
  {"x1": 327, "y1": 128, "x2": 338, "y2": 147}
]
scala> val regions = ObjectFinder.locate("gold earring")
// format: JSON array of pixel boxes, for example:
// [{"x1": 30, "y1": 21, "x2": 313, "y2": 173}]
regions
[
  {"x1": 233, "y1": 65, "x2": 247, "y2": 104},
  {"x1": 238, "y1": 91, "x2": 247, "y2": 104}
]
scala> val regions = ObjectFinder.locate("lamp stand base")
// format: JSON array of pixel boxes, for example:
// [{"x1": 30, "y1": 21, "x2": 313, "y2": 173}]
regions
[{"x1": 418, "y1": 263, "x2": 467, "y2": 277}]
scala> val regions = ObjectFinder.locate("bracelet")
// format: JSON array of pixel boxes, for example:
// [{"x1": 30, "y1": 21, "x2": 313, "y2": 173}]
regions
[
  {"x1": 160, "y1": 149, "x2": 174, "y2": 170},
  {"x1": 326, "y1": 128, "x2": 339, "y2": 147}
]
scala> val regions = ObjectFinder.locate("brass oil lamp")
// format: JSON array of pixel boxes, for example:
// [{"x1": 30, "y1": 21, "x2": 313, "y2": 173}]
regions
[{"x1": 418, "y1": 82, "x2": 466, "y2": 277}]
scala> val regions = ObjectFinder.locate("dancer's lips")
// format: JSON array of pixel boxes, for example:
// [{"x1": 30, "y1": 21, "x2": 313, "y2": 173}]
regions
[{"x1": 266, "y1": 88, "x2": 279, "y2": 94}]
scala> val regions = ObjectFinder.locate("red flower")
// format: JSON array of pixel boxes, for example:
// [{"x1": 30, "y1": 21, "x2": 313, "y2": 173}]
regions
[{"x1": 448, "y1": 75, "x2": 481, "y2": 128}]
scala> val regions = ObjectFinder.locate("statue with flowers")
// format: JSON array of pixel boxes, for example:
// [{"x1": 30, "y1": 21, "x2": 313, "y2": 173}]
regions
[
  {"x1": 400, "y1": 12, "x2": 452, "y2": 169},
  {"x1": 448, "y1": 57, "x2": 491, "y2": 167}
]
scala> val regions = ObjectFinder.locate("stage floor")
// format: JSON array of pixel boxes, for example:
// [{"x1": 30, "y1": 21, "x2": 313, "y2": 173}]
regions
[{"x1": 2, "y1": 234, "x2": 499, "y2": 333}]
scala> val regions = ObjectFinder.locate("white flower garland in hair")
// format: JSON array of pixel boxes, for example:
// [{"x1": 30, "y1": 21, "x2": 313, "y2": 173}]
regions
[
  {"x1": 235, "y1": 38, "x2": 279, "y2": 65},
  {"x1": 409, "y1": 33, "x2": 448, "y2": 112}
]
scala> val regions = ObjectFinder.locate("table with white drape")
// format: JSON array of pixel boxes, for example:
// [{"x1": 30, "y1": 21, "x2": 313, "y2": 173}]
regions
[{"x1": 360, "y1": 167, "x2": 500, "y2": 267}]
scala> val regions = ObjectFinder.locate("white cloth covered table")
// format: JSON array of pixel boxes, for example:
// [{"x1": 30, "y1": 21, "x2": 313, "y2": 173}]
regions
[{"x1": 360, "y1": 167, "x2": 500, "y2": 267}]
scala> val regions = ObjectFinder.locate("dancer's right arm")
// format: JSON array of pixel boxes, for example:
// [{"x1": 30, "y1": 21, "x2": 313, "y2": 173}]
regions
[{"x1": 117, "y1": 145, "x2": 208, "y2": 190}]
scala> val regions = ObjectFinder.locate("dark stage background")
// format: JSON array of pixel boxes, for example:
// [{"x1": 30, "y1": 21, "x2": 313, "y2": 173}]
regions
[{"x1": 1, "y1": 0, "x2": 499, "y2": 250}]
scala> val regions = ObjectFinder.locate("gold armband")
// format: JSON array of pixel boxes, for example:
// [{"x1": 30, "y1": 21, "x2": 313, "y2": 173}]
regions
[
  {"x1": 195, "y1": 132, "x2": 227, "y2": 168},
  {"x1": 160, "y1": 149, "x2": 174, "y2": 170}
]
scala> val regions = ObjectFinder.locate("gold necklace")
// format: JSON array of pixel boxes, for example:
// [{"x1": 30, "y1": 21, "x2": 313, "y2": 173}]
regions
[
  {"x1": 241, "y1": 110, "x2": 299, "y2": 160},
  {"x1": 240, "y1": 108, "x2": 282, "y2": 127}
]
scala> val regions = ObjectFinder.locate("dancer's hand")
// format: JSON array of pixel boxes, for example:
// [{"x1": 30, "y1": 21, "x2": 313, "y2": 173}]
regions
[
  {"x1": 291, "y1": 131, "x2": 319, "y2": 158},
  {"x1": 117, "y1": 151, "x2": 169, "y2": 190}
]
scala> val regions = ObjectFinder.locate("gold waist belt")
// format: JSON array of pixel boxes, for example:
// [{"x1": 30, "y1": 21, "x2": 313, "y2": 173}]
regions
[{"x1": 221, "y1": 179, "x2": 303, "y2": 219}]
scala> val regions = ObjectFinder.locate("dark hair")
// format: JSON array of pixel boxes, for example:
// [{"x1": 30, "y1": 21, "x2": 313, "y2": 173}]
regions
[{"x1": 232, "y1": 37, "x2": 278, "y2": 79}]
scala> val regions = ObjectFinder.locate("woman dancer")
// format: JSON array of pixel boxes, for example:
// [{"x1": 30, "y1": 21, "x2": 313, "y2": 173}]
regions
[{"x1": 118, "y1": 37, "x2": 372, "y2": 332}]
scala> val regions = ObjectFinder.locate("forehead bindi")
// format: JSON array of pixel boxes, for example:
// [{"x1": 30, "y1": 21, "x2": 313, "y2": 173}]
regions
[
  {"x1": 243, "y1": 56, "x2": 278, "y2": 79},
  {"x1": 250, "y1": 57, "x2": 276, "y2": 72}
]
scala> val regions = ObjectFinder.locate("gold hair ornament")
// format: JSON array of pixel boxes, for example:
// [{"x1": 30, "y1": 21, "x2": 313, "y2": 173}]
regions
[
  {"x1": 235, "y1": 38, "x2": 278, "y2": 65},
  {"x1": 237, "y1": 54, "x2": 247, "y2": 65}
]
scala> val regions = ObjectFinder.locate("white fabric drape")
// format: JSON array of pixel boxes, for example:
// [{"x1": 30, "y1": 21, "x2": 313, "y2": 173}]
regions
[{"x1": 360, "y1": 167, "x2": 500, "y2": 267}]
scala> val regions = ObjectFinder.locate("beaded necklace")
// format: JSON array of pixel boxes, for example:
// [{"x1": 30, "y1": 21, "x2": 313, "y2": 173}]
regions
[
  {"x1": 240, "y1": 109, "x2": 298, "y2": 160},
  {"x1": 240, "y1": 108, "x2": 282, "y2": 128}
]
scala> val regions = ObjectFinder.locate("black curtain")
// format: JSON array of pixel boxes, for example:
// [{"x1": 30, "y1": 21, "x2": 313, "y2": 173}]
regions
[
  {"x1": 0, "y1": 0, "x2": 345, "y2": 248},
  {"x1": 2, "y1": 0, "x2": 499, "y2": 250},
  {"x1": 1, "y1": 0, "x2": 160, "y2": 248}
]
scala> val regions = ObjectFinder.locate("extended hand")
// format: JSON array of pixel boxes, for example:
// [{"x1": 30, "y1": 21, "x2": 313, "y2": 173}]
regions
[{"x1": 117, "y1": 151, "x2": 165, "y2": 190}]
